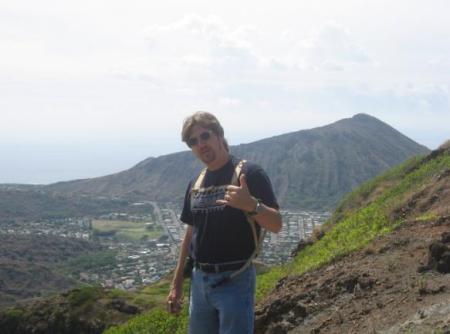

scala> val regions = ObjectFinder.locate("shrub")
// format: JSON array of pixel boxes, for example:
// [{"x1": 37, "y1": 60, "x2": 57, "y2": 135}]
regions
[{"x1": 68, "y1": 286, "x2": 101, "y2": 307}]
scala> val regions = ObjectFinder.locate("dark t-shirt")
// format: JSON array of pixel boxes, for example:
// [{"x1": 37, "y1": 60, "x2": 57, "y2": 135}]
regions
[{"x1": 180, "y1": 155, "x2": 279, "y2": 264}]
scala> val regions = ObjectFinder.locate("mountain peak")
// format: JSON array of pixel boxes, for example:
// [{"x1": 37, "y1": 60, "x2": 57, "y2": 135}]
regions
[
  {"x1": 337, "y1": 113, "x2": 390, "y2": 128},
  {"x1": 351, "y1": 113, "x2": 377, "y2": 121}
]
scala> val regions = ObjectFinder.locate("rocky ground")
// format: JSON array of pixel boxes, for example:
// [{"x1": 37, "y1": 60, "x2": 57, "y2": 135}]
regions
[{"x1": 255, "y1": 216, "x2": 450, "y2": 334}]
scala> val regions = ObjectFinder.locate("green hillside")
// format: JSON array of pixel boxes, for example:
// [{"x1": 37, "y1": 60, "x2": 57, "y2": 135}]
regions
[{"x1": 101, "y1": 146, "x2": 449, "y2": 333}]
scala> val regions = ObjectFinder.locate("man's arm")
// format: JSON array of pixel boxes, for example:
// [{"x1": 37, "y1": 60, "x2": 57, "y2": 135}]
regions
[
  {"x1": 217, "y1": 174, "x2": 282, "y2": 233},
  {"x1": 167, "y1": 225, "x2": 193, "y2": 314},
  {"x1": 248, "y1": 200, "x2": 282, "y2": 233}
]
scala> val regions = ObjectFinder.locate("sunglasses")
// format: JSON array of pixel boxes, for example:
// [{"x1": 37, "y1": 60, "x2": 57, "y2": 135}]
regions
[{"x1": 187, "y1": 130, "x2": 213, "y2": 148}]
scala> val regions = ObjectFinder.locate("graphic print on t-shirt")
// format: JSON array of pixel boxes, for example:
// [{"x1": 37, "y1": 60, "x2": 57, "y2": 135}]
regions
[{"x1": 190, "y1": 185, "x2": 228, "y2": 213}]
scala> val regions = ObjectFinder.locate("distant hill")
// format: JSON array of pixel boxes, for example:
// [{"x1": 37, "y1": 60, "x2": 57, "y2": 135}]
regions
[
  {"x1": 0, "y1": 234, "x2": 104, "y2": 306},
  {"x1": 0, "y1": 186, "x2": 136, "y2": 222},
  {"x1": 47, "y1": 114, "x2": 429, "y2": 210}
]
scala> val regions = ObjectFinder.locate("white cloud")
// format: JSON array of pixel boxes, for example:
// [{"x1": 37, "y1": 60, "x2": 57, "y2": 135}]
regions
[
  {"x1": 139, "y1": 14, "x2": 262, "y2": 82},
  {"x1": 111, "y1": 16, "x2": 375, "y2": 104},
  {"x1": 294, "y1": 22, "x2": 371, "y2": 71}
]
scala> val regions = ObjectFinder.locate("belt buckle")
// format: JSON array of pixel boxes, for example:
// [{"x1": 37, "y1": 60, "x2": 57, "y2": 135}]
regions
[{"x1": 214, "y1": 264, "x2": 220, "y2": 273}]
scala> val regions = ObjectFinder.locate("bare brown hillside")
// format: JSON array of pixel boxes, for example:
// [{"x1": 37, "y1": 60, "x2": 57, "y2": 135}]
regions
[{"x1": 255, "y1": 195, "x2": 450, "y2": 333}]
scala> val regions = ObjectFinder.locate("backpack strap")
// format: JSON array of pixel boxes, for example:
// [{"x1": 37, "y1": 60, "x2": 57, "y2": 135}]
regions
[
  {"x1": 191, "y1": 168, "x2": 207, "y2": 192},
  {"x1": 230, "y1": 159, "x2": 246, "y2": 186},
  {"x1": 192, "y1": 159, "x2": 246, "y2": 191},
  {"x1": 211, "y1": 159, "x2": 268, "y2": 288},
  {"x1": 246, "y1": 213, "x2": 261, "y2": 252},
  {"x1": 211, "y1": 224, "x2": 266, "y2": 288},
  {"x1": 230, "y1": 159, "x2": 261, "y2": 251}
]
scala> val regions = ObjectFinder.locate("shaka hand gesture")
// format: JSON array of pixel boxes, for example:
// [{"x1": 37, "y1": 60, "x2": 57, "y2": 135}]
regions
[{"x1": 216, "y1": 174, "x2": 257, "y2": 213}]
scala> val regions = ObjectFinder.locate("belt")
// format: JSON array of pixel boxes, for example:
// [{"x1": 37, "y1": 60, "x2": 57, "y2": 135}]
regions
[{"x1": 195, "y1": 260, "x2": 247, "y2": 273}]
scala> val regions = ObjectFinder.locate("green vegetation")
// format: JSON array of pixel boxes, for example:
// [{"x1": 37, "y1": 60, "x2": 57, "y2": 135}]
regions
[
  {"x1": 102, "y1": 152, "x2": 450, "y2": 334},
  {"x1": 68, "y1": 286, "x2": 102, "y2": 307},
  {"x1": 415, "y1": 213, "x2": 439, "y2": 222},
  {"x1": 104, "y1": 308, "x2": 189, "y2": 334},
  {"x1": 329, "y1": 155, "x2": 423, "y2": 225},
  {"x1": 103, "y1": 281, "x2": 190, "y2": 334},
  {"x1": 1, "y1": 308, "x2": 25, "y2": 333},
  {"x1": 92, "y1": 220, "x2": 164, "y2": 242},
  {"x1": 133, "y1": 281, "x2": 172, "y2": 308},
  {"x1": 4, "y1": 308, "x2": 24, "y2": 320}
]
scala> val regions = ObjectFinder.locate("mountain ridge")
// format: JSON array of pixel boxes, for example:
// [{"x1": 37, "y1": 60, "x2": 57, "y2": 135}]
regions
[{"x1": 46, "y1": 113, "x2": 429, "y2": 210}]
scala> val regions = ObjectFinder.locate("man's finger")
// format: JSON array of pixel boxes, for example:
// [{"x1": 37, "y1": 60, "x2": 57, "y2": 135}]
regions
[{"x1": 239, "y1": 174, "x2": 248, "y2": 189}]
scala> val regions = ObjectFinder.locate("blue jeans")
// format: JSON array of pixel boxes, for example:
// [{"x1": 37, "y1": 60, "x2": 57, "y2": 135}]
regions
[{"x1": 189, "y1": 265, "x2": 256, "y2": 334}]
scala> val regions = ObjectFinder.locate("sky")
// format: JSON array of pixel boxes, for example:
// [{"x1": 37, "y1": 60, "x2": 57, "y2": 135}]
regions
[{"x1": 1, "y1": 0, "x2": 449, "y2": 184}]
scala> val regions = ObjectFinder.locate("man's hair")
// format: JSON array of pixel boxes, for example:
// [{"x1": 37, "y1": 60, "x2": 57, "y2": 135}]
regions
[{"x1": 181, "y1": 111, "x2": 229, "y2": 151}]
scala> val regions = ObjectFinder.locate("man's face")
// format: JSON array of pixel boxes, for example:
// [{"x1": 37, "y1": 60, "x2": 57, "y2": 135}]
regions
[{"x1": 188, "y1": 125, "x2": 225, "y2": 166}]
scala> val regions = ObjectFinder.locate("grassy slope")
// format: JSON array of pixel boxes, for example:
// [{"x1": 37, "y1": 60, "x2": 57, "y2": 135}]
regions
[
  {"x1": 103, "y1": 151, "x2": 450, "y2": 334},
  {"x1": 104, "y1": 281, "x2": 189, "y2": 334}
]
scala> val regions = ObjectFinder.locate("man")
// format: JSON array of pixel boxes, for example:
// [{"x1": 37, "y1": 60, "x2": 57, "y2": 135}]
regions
[{"x1": 167, "y1": 111, "x2": 282, "y2": 334}]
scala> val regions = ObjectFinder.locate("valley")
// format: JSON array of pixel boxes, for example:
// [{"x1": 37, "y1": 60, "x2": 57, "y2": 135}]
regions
[{"x1": 0, "y1": 201, "x2": 329, "y2": 308}]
